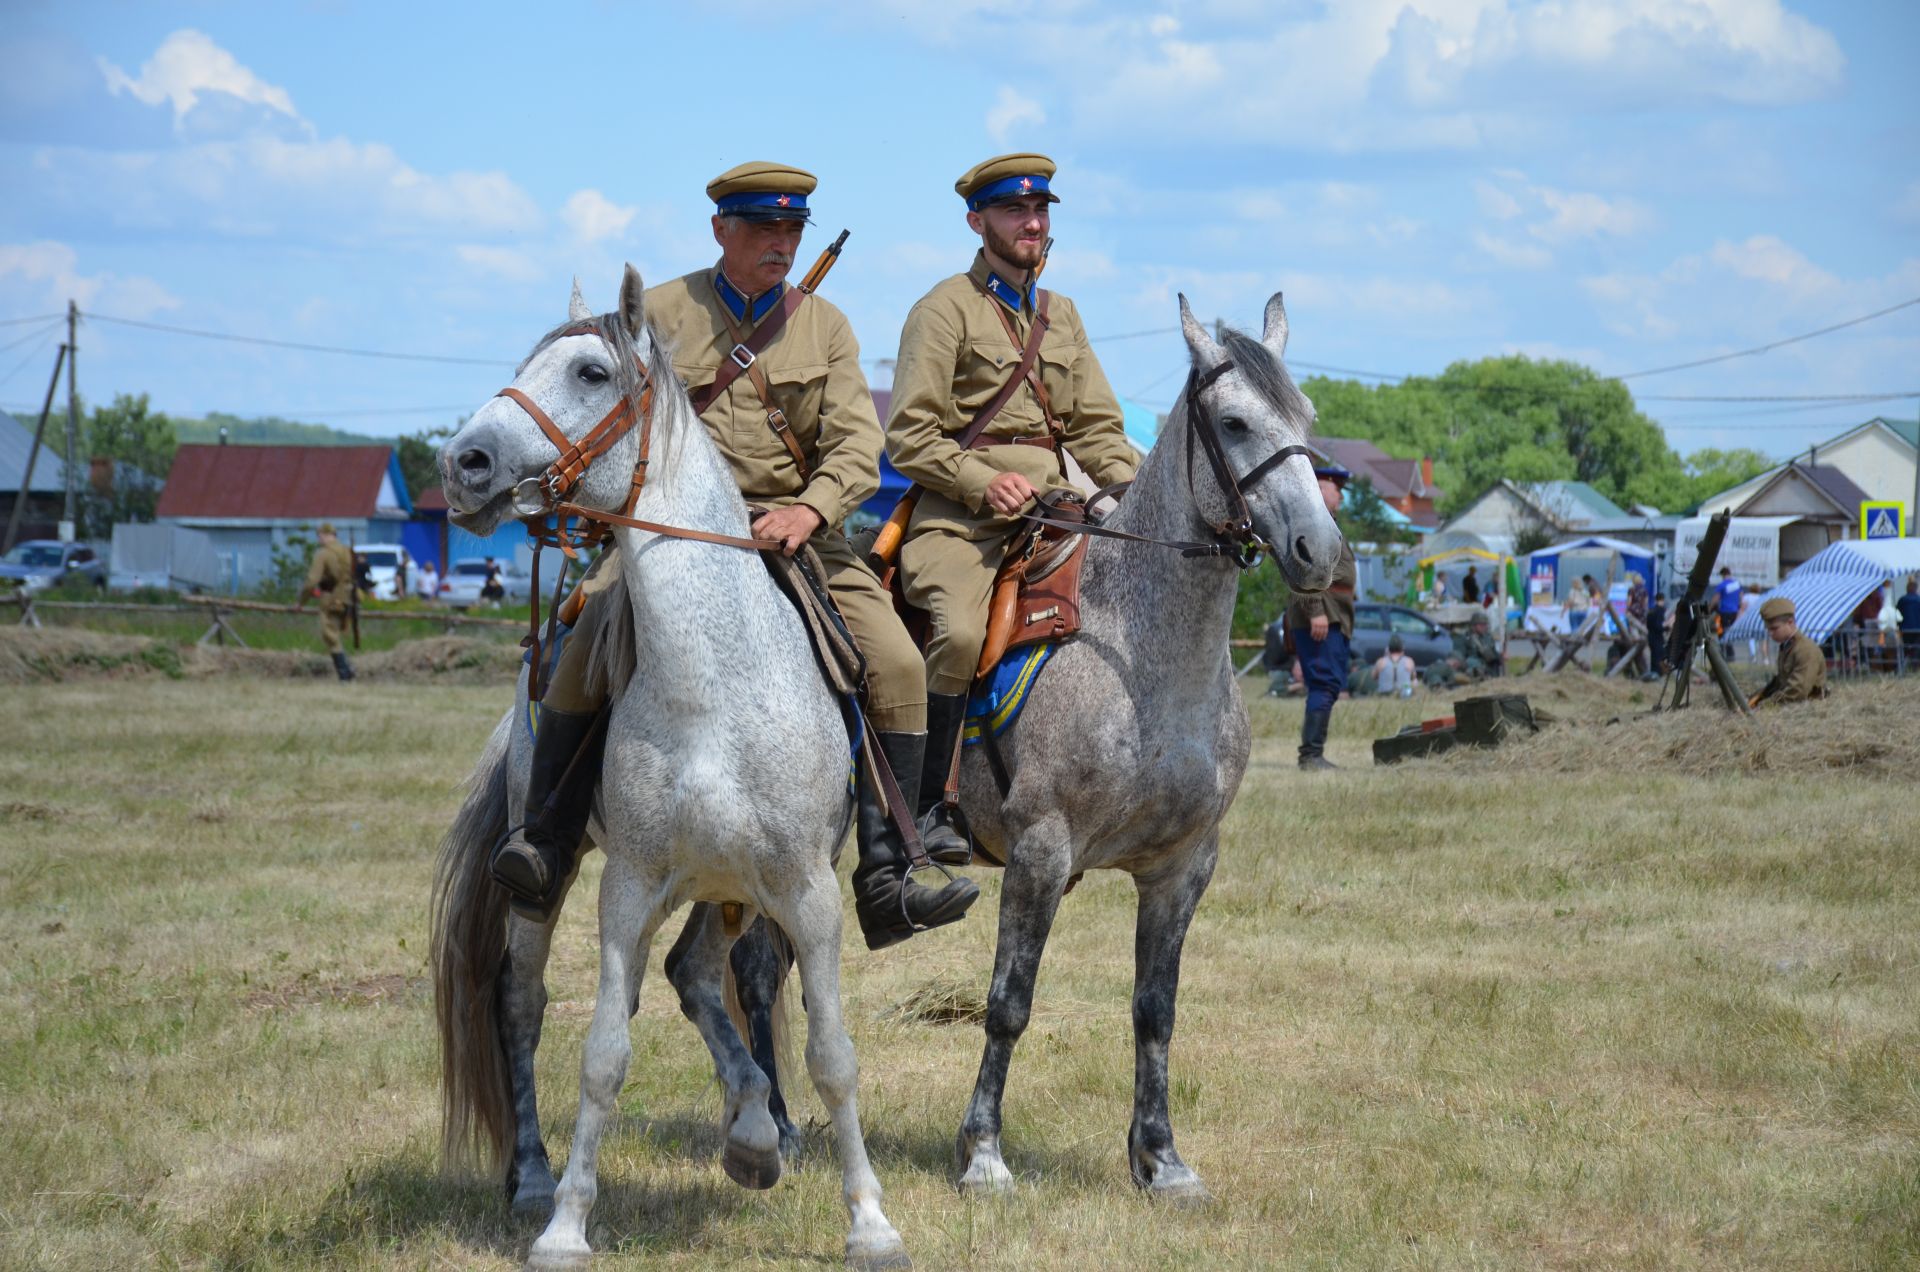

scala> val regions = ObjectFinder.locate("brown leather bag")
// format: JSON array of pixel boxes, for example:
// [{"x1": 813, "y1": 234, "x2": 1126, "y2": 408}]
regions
[{"x1": 974, "y1": 494, "x2": 1091, "y2": 679}]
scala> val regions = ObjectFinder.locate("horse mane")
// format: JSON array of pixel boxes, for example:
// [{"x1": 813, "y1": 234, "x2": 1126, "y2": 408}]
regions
[
  {"x1": 516, "y1": 310, "x2": 688, "y2": 485},
  {"x1": 1217, "y1": 327, "x2": 1315, "y2": 427}
]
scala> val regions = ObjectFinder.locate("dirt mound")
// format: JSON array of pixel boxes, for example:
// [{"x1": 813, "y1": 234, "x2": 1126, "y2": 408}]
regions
[
  {"x1": 1, "y1": 628, "x2": 520, "y2": 685},
  {"x1": 1432, "y1": 675, "x2": 1920, "y2": 780}
]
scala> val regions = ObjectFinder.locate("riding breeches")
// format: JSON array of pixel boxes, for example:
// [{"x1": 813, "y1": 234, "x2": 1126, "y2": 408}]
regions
[
  {"x1": 539, "y1": 532, "x2": 927, "y2": 733},
  {"x1": 897, "y1": 525, "x2": 1011, "y2": 697},
  {"x1": 1290, "y1": 625, "x2": 1348, "y2": 716},
  {"x1": 317, "y1": 603, "x2": 349, "y2": 654}
]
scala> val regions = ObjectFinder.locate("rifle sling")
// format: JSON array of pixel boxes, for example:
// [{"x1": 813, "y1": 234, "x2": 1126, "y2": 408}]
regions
[
  {"x1": 688, "y1": 282, "x2": 807, "y2": 425},
  {"x1": 709, "y1": 301, "x2": 813, "y2": 480}
]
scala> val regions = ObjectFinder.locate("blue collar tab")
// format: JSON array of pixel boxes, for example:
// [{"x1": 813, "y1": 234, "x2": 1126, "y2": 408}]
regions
[
  {"x1": 714, "y1": 271, "x2": 785, "y2": 323},
  {"x1": 716, "y1": 190, "x2": 808, "y2": 217},
  {"x1": 984, "y1": 271, "x2": 1034, "y2": 313},
  {"x1": 967, "y1": 172, "x2": 1051, "y2": 212}
]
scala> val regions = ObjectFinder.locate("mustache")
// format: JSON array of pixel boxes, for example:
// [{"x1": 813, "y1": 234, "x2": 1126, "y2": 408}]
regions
[{"x1": 757, "y1": 252, "x2": 794, "y2": 266}]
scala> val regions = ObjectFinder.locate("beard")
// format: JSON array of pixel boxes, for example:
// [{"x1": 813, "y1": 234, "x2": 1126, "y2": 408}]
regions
[{"x1": 982, "y1": 219, "x2": 1044, "y2": 270}]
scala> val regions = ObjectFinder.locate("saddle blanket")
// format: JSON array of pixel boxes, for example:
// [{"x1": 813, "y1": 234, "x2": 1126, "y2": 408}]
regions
[{"x1": 963, "y1": 642, "x2": 1054, "y2": 746}]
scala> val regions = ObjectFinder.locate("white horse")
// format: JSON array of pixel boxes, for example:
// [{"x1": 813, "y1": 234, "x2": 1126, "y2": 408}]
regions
[{"x1": 431, "y1": 266, "x2": 908, "y2": 1269}]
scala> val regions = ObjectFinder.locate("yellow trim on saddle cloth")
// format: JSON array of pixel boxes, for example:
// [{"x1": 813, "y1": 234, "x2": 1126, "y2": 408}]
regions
[{"x1": 963, "y1": 642, "x2": 1055, "y2": 745}]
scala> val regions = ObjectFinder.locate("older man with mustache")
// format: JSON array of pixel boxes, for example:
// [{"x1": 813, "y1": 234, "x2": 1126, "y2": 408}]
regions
[{"x1": 491, "y1": 162, "x2": 978, "y2": 949}]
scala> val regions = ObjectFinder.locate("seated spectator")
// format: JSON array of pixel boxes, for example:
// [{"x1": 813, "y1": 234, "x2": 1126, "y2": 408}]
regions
[
  {"x1": 1373, "y1": 635, "x2": 1417, "y2": 698},
  {"x1": 1346, "y1": 650, "x2": 1374, "y2": 699},
  {"x1": 1455, "y1": 611, "x2": 1504, "y2": 677},
  {"x1": 1897, "y1": 577, "x2": 1920, "y2": 666},
  {"x1": 1751, "y1": 597, "x2": 1827, "y2": 706}
]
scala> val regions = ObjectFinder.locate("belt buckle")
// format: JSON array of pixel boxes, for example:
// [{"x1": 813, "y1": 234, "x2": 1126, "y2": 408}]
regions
[
  {"x1": 767, "y1": 409, "x2": 790, "y2": 433},
  {"x1": 729, "y1": 343, "x2": 755, "y2": 370}
]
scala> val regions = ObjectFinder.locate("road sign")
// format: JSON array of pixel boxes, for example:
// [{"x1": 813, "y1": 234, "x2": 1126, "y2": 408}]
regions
[{"x1": 1860, "y1": 501, "x2": 1905, "y2": 539}]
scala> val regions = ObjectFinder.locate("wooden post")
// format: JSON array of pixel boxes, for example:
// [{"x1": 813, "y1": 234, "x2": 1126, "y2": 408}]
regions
[{"x1": 3, "y1": 343, "x2": 67, "y2": 554}]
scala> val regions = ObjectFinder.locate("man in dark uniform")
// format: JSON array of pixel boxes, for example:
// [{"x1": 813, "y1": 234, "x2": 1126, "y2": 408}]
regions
[
  {"x1": 1285, "y1": 464, "x2": 1354, "y2": 769},
  {"x1": 1751, "y1": 596, "x2": 1828, "y2": 706},
  {"x1": 1455, "y1": 610, "x2": 1503, "y2": 677}
]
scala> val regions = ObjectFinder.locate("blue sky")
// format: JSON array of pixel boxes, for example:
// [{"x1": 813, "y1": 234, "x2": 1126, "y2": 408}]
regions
[{"x1": 1, "y1": 1, "x2": 1915, "y2": 469}]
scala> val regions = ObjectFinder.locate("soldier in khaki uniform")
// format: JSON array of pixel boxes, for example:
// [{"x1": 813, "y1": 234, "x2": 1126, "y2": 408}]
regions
[
  {"x1": 490, "y1": 162, "x2": 977, "y2": 949},
  {"x1": 1285, "y1": 465, "x2": 1355, "y2": 769},
  {"x1": 295, "y1": 522, "x2": 356, "y2": 681},
  {"x1": 1751, "y1": 596, "x2": 1828, "y2": 705},
  {"x1": 885, "y1": 153, "x2": 1138, "y2": 851}
]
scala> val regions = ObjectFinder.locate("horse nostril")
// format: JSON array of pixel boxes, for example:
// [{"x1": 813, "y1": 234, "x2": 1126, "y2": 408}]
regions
[
  {"x1": 457, "y1": 448, "x2": 492, "y2": 477},
  {"x1": 1295, "y1": 535, "x2": 1313, "y2": 565}
]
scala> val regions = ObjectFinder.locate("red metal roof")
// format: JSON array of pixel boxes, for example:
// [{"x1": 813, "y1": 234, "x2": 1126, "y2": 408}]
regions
[
  {"x1": 413, "y1": 484, "x2": 449, "y2": 511},
  {"x1": 155, "y1": 444, "x2": 393, "y2": 519}
]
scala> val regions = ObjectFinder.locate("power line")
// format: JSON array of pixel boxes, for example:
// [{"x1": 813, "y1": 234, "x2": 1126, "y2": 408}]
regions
[
  {"x1": 83, "y1": 310, "x2": 512, "y2": 368},
  {"x1": 0, "y1": 312, "x2": 66, "y2": 328},
  {"x1": 0, "y1": 327, "x2": 62, "y2": 390},
  {"x1": 1614, "y1": 295, "x2": 1920, "y2": 381},
  {"x1": 1636, "y1": 391, "x2": 1919, "y2": 403},
  {"x1": 0, "y1": 320, "x2": 63, "y2": 356}
]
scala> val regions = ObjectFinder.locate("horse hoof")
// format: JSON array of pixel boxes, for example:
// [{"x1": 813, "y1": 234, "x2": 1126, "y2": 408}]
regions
[
  {"x1": 1149, "y1": 1178, "x2": 1214, "y2": 1209},
  {"x1": 722, "y1": 1139, "x2": 784, "y2": 1191},
  {"x1": 510, "y1": 1180, "x2": 556, "y2": 1221},
  {"x1": 955, "y1": 1160, "x2": 1016, "y2": 1196},
  {"x1": 846, "y1": 1232, "x2": 912, "y2": 1270},
  {"x1": 525, "y1": 1239, "x2": 591, "y2": 1270}
]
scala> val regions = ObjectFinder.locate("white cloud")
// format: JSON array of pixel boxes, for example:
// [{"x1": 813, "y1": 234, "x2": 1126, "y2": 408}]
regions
[
  {"x1": 1707, "y1": 234, "x2": 1839, "y2": 296},
  {"x1": 560, "y1": 189, "x2": 637, "y2": 245},
  {"x1": 0, "y1": 240, "x2": 181, "y2": 318},
  {"x1": 1473, "y1": 231, "x2": 1551, "y2": 270},
  {"x1": 99, "y1": 29, "x2": 304, "y2": 130},
  {"x1": 455, "y1": 244, "x2": 543, "y2": 283},
  {"x1": 1475, "y1": 180, "x2": 1523, "y2": 220},
  {"x1": 985, "y1": 86, "x2": 1045, "y2": 144},
  {"x1": 1531, "y1": 187, "x2": 1652, "y2": 242}
]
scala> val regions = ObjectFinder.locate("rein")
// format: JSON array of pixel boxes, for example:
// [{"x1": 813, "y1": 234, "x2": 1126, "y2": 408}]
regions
[
  {"x1": 490, "y1": 317, "x2": 780, "y2": 700},
  {"x1": 1014, "y1": 359, "x2": 1315, "y2": 569}
]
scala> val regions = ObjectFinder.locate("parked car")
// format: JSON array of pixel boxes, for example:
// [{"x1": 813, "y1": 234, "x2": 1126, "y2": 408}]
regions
[
  {"x1": 1349, "y1": 602, "x2": 1455, "y2": 668},
  {"x1": 354, "y1": 544, "x2": 410, "y2": 599},
  {"x1": 0, "y1": 539, "x2": 108, "y2": 593},
  {"x1": 440, "y1": 556, "x2": 531, "y2": 605}
]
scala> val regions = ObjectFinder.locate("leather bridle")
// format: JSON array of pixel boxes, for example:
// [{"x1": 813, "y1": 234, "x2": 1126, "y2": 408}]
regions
[{"x1": 1181, "y1": 359, "x2": 1315, "y2": 570}]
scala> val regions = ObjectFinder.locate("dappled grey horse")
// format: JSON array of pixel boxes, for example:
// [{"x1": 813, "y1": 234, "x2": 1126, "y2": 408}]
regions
[
  {"x1": 430, "y1": 267, "x2": 908, "y2": 1269},
  {"x1": 735, "y1": 293, "x2": 1341, "y2": 1199}
]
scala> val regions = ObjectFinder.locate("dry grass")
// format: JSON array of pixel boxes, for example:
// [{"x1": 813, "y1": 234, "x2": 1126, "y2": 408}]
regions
[
  {"x1": 0, "y1": 628, "x2": 523, "y2": 686},
  {"x1": 1, "y1": 668, "x2": 1915, "y2": 1269}
]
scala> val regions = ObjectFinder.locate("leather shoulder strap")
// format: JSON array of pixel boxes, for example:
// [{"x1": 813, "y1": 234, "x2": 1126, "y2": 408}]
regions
[
  {"x1": 711, "y1": 304, "x2": 812, "y2": 479},
  {"x1": 688, "y1": 285, "x2": 807, "y2": 416},
  {"x1": 956, "y1": 287, "x2": 1052, "y2": 450}
]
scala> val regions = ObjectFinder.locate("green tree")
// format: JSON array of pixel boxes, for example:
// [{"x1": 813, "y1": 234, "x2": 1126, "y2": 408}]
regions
[
  {"x1": 77, "y1": 392, "x2": 177, "y2": 535},
  {"x1": 395, "y1": 423, "x2": 457, "y2": 502}
]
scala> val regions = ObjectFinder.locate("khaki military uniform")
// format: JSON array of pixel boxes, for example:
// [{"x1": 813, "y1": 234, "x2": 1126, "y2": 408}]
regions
[
  {"x1": 1455, "y1": 627, "x2": 1503, "y2": 676},
  {"x1": 542, "y1": 267, "x2": 925, "y2": 732},
  {"x1": 1284, "y1": 540, "x2": 1356, "y2": 637},
  {"x1": 1755, "y1": 633, "x2": 1827, "y2": 705},
  {"x1": 886, "y1": 251, "x2": 1138, "y2": 694},
  {"x1": 304, "y1": 540, "x2": 355, "y2": 653}
]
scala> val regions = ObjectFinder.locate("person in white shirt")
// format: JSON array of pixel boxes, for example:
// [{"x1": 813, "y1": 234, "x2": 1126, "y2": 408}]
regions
[
  {"x1": 415, "y1": 559, "x2": 439, "y2": 601},
  {"x1": 1373, "y1": 634, "x2": 1417, "y2": 697}
]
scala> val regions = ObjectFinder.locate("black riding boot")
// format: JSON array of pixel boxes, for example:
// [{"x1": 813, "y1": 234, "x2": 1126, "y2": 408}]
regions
[
  {"x1": 330, "y1": 651, "x2": 355, "y2": 681},
  {"x1": 851, "y1": 730, "x2": 980, "y2": 952},
  {"x1": 1298, "y1": 708, "x2": 1336, "y2": 770},
  {"x1": 916, "y1": 693, "x2": 973, "y2": 865},
  {"x1": 490, "y1": 706, "x2": 604, "y2": 923}
]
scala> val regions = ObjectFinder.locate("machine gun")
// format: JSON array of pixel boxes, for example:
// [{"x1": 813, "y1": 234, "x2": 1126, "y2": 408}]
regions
[{"x1": 1655, "y1": 511, "x2": 1749, "y2": 715}]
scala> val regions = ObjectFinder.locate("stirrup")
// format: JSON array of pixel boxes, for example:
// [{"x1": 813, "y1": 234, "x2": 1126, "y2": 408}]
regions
[{"x1": 490, "y1": 824, "x2": 564, "y2": 922}]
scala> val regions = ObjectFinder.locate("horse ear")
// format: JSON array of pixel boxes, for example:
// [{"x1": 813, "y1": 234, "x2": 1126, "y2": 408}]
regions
[
  {"x1": 1180, "y1": 294, "x2": 1223, "y2": 370},
  {"x1": 569, "y1": 276, "x2": 591, "y2": 322},
  {"x1": 618, "y1": 263, "x2": 645, "y2": 336},
  {"x1": 1261, "y1": 291, "x2": 1288, "y2": 357}
]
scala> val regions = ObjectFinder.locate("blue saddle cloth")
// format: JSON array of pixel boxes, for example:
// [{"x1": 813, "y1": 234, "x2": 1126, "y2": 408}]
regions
[{"x1": 963, "y1": 643, "x2": 1055, "y2": 746}]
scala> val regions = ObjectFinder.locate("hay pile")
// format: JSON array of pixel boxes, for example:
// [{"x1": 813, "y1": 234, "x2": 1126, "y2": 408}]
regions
[
  {"x1": 0, "y1": 628, "x2": 521, "y2": 685},
  {"x1": 1434, "y1": 674, "x2": 1920, "y2": 781}
]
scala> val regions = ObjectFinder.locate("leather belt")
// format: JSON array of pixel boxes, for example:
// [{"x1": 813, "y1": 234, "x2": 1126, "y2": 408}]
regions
[{"x1": 973, "y1": 434, "x2": 1057, "y2": 450}]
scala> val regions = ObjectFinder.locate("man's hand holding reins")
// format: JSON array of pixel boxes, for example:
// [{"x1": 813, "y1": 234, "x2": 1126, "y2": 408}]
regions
[
  {"x1": 752, "y1": 504, "x2": 823, "y2": 556},
  {"x1": 984, "y1": 471, "x2": 1037, "y2": 515}
]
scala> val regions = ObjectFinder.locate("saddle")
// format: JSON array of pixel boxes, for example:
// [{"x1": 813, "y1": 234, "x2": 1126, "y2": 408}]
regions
[{"x1": 972, "y1": 490, "x2": 1091, "y2": 681}]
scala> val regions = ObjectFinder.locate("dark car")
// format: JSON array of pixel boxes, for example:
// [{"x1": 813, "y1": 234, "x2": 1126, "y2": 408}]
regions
[
  {"x1": 1349, "y1": 603, "x2": 1454, "y2": 668},
  {"x1": 0, "y1": 539, "x2": 107, "y2": 593}
]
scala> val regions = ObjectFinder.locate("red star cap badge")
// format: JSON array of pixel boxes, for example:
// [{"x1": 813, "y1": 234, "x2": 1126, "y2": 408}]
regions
[
  {"x1": 1018, "y1": 177, "x2": 1033, "y2": 191},
  {"x1": 776, "y1": 194, "x2": 791, "y2": 207}
]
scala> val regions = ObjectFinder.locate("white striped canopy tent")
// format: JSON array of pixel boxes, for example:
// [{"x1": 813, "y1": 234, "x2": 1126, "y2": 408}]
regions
[{"x1": 1729, "y1": 538, "x2": 1920, "y2": 644}]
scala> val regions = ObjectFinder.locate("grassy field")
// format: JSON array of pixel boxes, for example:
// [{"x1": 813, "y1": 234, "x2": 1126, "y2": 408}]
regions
[{"x1": 2, "y1": 650, "x2": 1915, "y2": 1269}]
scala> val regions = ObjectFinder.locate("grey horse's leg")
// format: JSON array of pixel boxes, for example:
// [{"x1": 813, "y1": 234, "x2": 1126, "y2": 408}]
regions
[
  {"x1": 528, "y1": 856, "x2": 664, "y2": 1267},
  {"x1": 729, "y1": 916, "x2": 802, "y2": 1159},
  {"x1": 956, "y1": 829, "x2": 1073, "y2": 1193},
  {"x1": 500, "y1": 868, "x2": 580, "y2": 1218},
  {"x1": 1127, "y1": 837, "x2": 1218, "y2": 1204},
  {"x1": 663, "y1": 903, "x2": 785, "y2": 1189}
]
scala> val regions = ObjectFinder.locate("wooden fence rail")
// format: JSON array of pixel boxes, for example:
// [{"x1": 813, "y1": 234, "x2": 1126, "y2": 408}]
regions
[{"x1": 3, "y1": 590, "x2": 524, "y2": 646}]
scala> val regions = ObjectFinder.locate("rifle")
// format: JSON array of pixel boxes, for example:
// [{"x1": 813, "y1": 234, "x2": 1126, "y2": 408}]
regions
[
  {"x1": 347, "y1": 529, "x2": 362, "y2": 651},
  {"x1": 1655, "y1": 511, "x2": 1747, "y2": 714},
  {"x1": 868, "y1": 236, "x2": 1053, "y2": 571},
  {"x1": 799, "y1": 229, "x2": 849, "y2": 294}
]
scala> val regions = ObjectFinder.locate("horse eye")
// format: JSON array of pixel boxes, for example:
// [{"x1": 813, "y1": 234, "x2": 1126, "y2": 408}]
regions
[
  {"x1": 1222, "y1": 415, "x2": 1248, "y2": 433},
  {"x1": 577, "y1": 363, "x2": 610, "y2": 385}
]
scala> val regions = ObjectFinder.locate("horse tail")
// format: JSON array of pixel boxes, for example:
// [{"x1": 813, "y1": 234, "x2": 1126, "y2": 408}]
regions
[
  {"x1": 430, "y1": 709, "x2": 515, "y2": 1181},
  {"x1": 723, "y1": 918, "x2": 796, "y2": 1109}
]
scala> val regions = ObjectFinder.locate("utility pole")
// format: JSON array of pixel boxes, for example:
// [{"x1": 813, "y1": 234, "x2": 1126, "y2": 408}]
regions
[
  {"x1": 1912, "y1": 403, "x2": 1918, "y2": 538},
  {"x1": 2, "y1": 342, "x2": 68, "y2": 553},
  {"x1": 60, "y1": 299, "x2": 78, "y2": 540}
]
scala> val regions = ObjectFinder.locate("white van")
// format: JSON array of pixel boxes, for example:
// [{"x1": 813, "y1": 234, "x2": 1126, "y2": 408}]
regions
[{"x1": 355, "y1": 544, "x2": 411, "y2": 599}]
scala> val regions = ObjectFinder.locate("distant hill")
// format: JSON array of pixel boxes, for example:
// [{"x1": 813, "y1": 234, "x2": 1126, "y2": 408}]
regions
[{"x1": 172, "y1": 413, "x2": 398, "y2": 449}]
